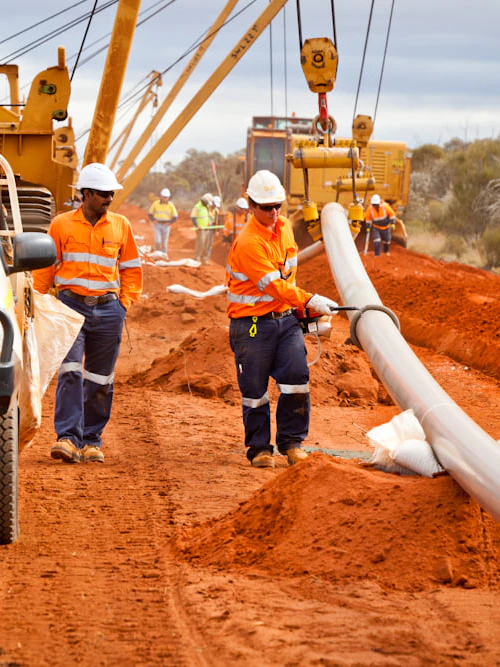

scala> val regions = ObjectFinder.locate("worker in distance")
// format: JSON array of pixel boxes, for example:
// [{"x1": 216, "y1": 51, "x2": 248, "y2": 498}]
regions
[
  {"x1": 34, "y1": 163, "x2": 143, "y2": 464},
  {"x1": 148, "y1": 187, "x2": 178, "y2": 259},
  {"x1": 225, "y1": 169, "x2": 338, "y2": 468},
  {"x1": 222, "y1": 197, "x2": 250, "y2": 244},
  {"x1": 364, "y1": 193, "x2": 396, "y2": 256}
]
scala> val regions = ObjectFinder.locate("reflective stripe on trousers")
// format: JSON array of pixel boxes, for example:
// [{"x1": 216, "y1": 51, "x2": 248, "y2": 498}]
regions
[
  {"x1": 371, "y1": 226, "x2": 391, "y2": 256},
  {"x1": 55, "y1": 290, "x2": 126, "y2": 448},
  {"x1": 229, "y1": 313, "x2": 310, "y2": 461}
]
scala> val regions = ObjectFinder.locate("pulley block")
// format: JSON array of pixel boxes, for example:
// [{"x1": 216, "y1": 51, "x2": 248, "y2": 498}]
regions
[{"x1": 300, "y1": 38, "x2": 338, "y2": 93}]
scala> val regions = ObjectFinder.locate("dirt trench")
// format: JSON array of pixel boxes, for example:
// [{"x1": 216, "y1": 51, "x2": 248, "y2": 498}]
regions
[{"x1": 1, "y1": 206, "x2": 500, "y2": 666}]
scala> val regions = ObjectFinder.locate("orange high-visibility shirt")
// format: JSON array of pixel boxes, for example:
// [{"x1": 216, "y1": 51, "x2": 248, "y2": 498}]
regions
[
  {"x1": 226, "y1": 214, "x2": 313, "y2": 318},
  {"x1": 223, "y1": 210, "x2": 248, "y2": 239},
  {"x1": 365, "y1": 201, "x2": 396, "y2": 229},
  {"x1": 33, "y1": 207, "x2": 143, "y2": 310}
]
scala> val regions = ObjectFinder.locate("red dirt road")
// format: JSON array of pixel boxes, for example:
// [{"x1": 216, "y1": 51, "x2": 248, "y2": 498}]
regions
[{"x1": 1, "y1": 207, "x2": 500, "y2": 665}]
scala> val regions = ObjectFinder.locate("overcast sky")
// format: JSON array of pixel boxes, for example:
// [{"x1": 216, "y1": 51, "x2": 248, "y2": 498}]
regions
[{"x1": 2, "y1": 0, "x2": 500, "y2": 168}]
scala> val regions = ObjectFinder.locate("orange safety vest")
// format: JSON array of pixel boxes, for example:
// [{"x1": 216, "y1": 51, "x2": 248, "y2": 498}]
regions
[
  {"x1": 365, "y1": 201, "x2": 396, "y2": 230},
  {"x1": 33, "y1": 206, "x2": 143, "y2": 310},
  {"x1": 226, "y1": 214, "x2": 313, "y2": 318},
  {"x1": 223, "y1": 210, "x2": 248, "y2": 239}
]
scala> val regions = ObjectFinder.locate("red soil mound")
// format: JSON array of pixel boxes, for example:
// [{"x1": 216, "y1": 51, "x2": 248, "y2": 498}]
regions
[{"x1": 175, "y1": 454, "x2": 500, "y2": 592}]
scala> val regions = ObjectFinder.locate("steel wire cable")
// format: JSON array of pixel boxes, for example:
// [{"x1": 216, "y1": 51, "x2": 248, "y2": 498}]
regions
[
  {"x1": 295, "y1": 0, "x2": 337, "y2": 49},
  {"x1": 352, "y1": 0, "x2": 375, "y2": 123},
  {"x1": 353, "y1": 0, "x2": 397, "y2": 128},
  {"x1": 72, "y1": 0, "x2": 259, "y2": 144},
  {"x1": 112, "y1": 0, "x2": 259, "y2": 111},
  {"x1": 75, "y1": 0, "x2": 178, "y2": 69},
  {"x1": 1, "y1": 0, "x2": 119, "y2": 63},
  {"x1": 70, "y1": 0, "x2": 99, "y2": 82},
  {"x1": 0, "y1": 0, "x2": 89, "y2": 47},
  {"x1": 372, "y1": 0, "x2": 396, "y2": 126}
]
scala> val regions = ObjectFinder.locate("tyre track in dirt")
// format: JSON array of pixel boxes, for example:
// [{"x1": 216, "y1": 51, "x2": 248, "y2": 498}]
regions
[{"x1": 0, "y1": 385, "x2": 228, "y2": 665}]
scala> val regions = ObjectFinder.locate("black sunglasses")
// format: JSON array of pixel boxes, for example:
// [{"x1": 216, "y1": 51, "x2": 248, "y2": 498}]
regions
[
  {"x1": 92, "y1": 189, "x2": 115, "y2": 199},
  {"x1": 257, "y1": 202, "x2": 282, "y2": 212}
]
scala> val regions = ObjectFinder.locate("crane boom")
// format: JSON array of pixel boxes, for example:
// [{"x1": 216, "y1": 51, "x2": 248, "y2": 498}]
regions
[
  {"x1": 111, "y1": 0, "x2": 290, "y2": 210},
  {"x1": 83, "y1": 0, "x2": 142, "y2": 166},
  {"x1": 116, "y1": 0, "x2": 241, "y2": 182},
  {"x1": 108, "y1": 71, "x2": 161, "y2": 171}
]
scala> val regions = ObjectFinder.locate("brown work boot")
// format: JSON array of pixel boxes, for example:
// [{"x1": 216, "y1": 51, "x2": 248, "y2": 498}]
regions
[
  {"x1": 251, "y1": 451, "x2": 275, "y2": 468},
  {"x1": 80, "y1": 445, "x2": 105, "y2": 463},
  {"x1": 285, "y1": 447, "x2": 308, "y2": 466},
  {"x1": 51, "y1": 439, "x2": 80, "y2": 463}
]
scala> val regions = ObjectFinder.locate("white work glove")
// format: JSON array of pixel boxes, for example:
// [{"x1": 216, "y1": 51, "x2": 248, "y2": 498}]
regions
[{"x1": 307, "y1": 294, "x2": 339, "y2": 316}]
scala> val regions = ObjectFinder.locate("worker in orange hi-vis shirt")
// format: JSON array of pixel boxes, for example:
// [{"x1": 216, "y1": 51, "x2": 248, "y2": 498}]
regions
[
  {"x1": 33, "y1": 163, "x2": 143, "y2": 465},
  {"x1": 222, "y1": 197, "x2": 249, "y2": 244},
  {"x1": 226, "y1": 170, "x2": 339, "y2": 470},
  {"x1": 364, "y1": 193, "x2": 396, "y2": 256}
]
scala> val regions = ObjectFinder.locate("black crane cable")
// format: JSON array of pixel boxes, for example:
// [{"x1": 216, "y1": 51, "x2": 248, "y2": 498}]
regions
[
  {"x1": 296, "y1": 0, "x2": 337, "y2": 50},
  {"x1": 353, "y1": 0, "x2": 396, "y2": 128},
  {"x1": 269, "y1": 6, "x2": 274, "y2": 122},
  {"x1": 372, "y1": 0, "x2": 396, "y2": 126},
  {"x1": 75, "y1": 0, "x2": 260, "y2": 143},
  {"x1": 1, "y1": 0, "x2": 119, "y2": 63},
  {"x1": 114, "y1": 0, "x2": 259, "y2": 112},
  {"x1": 352, "y1": 0, "x2": 375, "y2": 122},
  {"x1": 75, "y1": 0, "x2": 178, "y2": 69},
  {"x1": 70, "y1": 0, "x2": 99, "y2": 82},
  {"x1": 0, "y1": 0, "x2": 89, "y2": 48},
  {"x1": 283, "y1": 5, "x2": 288, "y2": 120}
]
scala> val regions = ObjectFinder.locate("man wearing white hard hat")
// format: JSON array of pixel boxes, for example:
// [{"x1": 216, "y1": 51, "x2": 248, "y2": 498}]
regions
[
  {"x1": 226, "y1": 170, "x2": 339, "y2": 469},
  {"x1": 364, "y1": 193, "x2": 396, "y2": 256},
  {"x1": 34, "y1": 163, "x2": 143, "y2": 464},
  {"x1": 222, "y1": 197, "x2": 249, "y2": 244},
  {"x1": 148, "y1": 187, "x2": 178, "y2": 258}
]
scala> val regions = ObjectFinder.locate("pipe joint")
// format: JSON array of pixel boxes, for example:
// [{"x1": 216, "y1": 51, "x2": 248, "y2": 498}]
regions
[{"x1": 349, "y1": 305, "x2": 400, "y2": 349}]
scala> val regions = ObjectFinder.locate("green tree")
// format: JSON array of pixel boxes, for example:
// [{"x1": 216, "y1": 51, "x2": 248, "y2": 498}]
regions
[
  {"x1": 430, "y1": 138, "x2": 500, "y2": 243},
  {"x1": 129, "y1": 148, "x2": 245, "y2": 211}
]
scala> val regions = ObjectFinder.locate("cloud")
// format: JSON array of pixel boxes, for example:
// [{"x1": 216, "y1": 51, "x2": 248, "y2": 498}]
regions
[{"x1": 3, "y1": 0, "x2": 500, "y2": 167}]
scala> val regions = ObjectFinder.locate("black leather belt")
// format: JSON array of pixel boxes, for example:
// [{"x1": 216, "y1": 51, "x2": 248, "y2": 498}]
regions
[
  {"x1": 260, "y1": 309, "x2": 294, "y2": 320},
  {"x1": 65, "y1": 290, "x2": 118, "y2": 306}
]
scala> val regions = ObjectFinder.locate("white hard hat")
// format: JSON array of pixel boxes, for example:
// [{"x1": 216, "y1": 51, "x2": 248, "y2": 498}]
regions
[
  {"x1": 371, "y1": 194, "x2": 381, "y2": 205},
  {"x1": 213, "y1": 195, "x2": 221, "y2": 207},
  {"x1": 236, "y1": 197, "x2": 249, "y2": 210},
  {"x1": 76, "y1": 163, "x2": 123, "y2": 191},
  {"x1": 246, "y1": 170, "x2": 286, "y2": 204},
  {"x1": 160, "y1": 188, "x2": 171, "y2": 197},
  {"x1": 201, "y1": 193, "x2": 213, "y2": 205}
]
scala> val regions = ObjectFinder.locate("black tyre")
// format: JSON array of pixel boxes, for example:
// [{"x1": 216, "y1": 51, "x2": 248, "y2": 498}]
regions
[{"x1": 0, "y1": 401, "x2": 19, "y2": 545}]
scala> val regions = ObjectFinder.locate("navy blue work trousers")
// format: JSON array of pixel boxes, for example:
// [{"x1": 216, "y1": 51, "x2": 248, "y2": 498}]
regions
[
  {"x1": 55, "y1": 291, "x2": 126, "y2": 449},
  {"x1": 371, "y1": 226, "x2": 391, "y2": 255},
  {"x1": 229, "y1": 313, "x2": 310, "y2": 462}
]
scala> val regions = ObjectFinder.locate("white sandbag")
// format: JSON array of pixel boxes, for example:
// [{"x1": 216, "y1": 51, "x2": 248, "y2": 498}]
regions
[
  {"x1": 33, "y1": 292, "x2": 85, "y2": 395},
  {"x1": 368, "y1": 443, "x2": 417, "y2": 476},
  {"x1": 166, "y1": 284, "x2": 228, "y2": 298},
  {"x1": 368, "y1": 408, "x2": 425, "y2": 451},
  {"x1": 157, "y1": 259, "x2": 201, "y2": 268},
  {"x1": 19, "y1": 317, "x2": 41, "y2": 451},
  {"x1": 367, "y1": 409, "x2": 443, "y2": 477},
  {"x1": 392, "y1": 438, "x2": 444, "y2": 478}
]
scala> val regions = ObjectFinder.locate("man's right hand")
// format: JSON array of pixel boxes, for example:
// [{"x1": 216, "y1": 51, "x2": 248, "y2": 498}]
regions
[{"x1": 306, "y1": 294, "x2": 339, "y2": 315}]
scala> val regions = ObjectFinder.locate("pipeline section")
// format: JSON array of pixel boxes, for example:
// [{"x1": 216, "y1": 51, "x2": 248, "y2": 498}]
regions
[{"x1": 319, "y1": 202, "x2": 500, "y2": 522}]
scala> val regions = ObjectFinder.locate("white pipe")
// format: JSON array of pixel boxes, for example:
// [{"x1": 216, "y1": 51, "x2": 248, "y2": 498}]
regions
[{"x1": 321, "y1": 202, "x2": 500, "y2": 521}]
